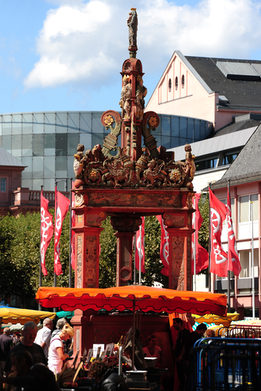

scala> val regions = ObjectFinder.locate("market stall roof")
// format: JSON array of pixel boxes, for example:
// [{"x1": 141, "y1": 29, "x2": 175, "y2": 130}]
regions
[
  {"x1": 35, "y1": 285, "x2": 227, "y2": 316},
  {"x1": 0, "y1": 307, "x2": 56, "y2": 325},
  {"x1": 192, "y1": 312, "x2": 239, "y2": 327}
]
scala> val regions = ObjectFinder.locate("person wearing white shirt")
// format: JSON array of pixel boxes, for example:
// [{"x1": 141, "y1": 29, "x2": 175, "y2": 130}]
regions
[{"x1": 34, "y1": 318, "x2": 53, "y2": 358}]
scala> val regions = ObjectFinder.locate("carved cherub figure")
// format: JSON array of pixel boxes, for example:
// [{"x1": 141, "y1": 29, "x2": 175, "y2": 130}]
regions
[
  {"x1": 184, "y1": 144, "x2": 195, "y2": 189},
  {"x1": 119, "y1": 75, "x2": 132, "y2": 121}
]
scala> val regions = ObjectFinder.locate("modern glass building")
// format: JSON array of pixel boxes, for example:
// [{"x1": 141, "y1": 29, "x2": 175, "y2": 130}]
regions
[{"x1": 0, "y1": 111, "x2": 211, "y2": 191}]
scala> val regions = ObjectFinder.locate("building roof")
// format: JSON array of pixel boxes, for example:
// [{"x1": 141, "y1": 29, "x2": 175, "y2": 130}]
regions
[
  {"x1": 214, "y1": 113, "x2": 261, "y2": 136},
  {"x1": 169, "y1": 126, "x2": 256, "y2": 161},
  {"x1": 211, "y1": 124, "x2": 261, "y2": 188},
  {"x1": 185, "y1": 55, "x2": 261, "y2": 112},
  {"x1": 0, "y1": 148, "x2": 24, "y2": 167}
]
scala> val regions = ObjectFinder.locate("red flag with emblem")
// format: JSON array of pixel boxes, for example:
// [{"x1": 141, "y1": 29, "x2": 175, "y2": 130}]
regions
[
  {"x1": 209, "y1": 187, "x2": 228, "y2": 277},
  {"x1": 227, "y1": 187, "x2": 241, "y2": 276},
  {"x1": 71, "y1": 185, "x2": 76, "y2": 270},
  {"x1": 192, "y1": 193, "x2": 209, "y2": 274},
  {"x1": 54, "y1": 187, "x2": 70, "y2": 275},
  {"x1": 135, "y1": 217, "x2": 145, "y2": 273},
  {"x1": 40, "y1": 192, "x2": 53, "y2": 276},
  {"x1": 156, "y1": 215, "x2": 169, "y2": 276}
]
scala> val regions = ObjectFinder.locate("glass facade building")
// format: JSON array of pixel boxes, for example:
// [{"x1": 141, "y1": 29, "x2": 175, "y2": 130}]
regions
[{"x1": 0, "y1": 111, "x2": 211, "y2": 191}]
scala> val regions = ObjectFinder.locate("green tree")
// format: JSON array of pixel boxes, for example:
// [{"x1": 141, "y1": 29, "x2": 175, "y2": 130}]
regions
[
  {"x1": 99, "y1": 217, "x2": 117, "y2": 287},
  {"x1": 198, "y1": 193, "x2": 210, "y2": 251}
]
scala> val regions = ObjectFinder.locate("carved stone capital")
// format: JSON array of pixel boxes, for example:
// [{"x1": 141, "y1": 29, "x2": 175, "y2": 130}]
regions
[{"x1": 111, "y1": 215, "x2": 142, "y2": 232}]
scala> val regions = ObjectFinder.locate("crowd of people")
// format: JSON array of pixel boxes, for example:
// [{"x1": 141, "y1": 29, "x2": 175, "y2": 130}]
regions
[
  {"x1": 0, "y1": 317, "x2": 73, "y2": 391},
  {"x1": 0, "y1": 315, "x2": 216, "y2": 391}
]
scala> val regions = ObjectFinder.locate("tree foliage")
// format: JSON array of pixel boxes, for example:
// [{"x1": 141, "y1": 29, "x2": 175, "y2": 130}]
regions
[
  {"x1": 0, "y1": 203, "x2": 209, "y2": 304},
  {"x1": 198, "y1": 193, "x2": 210, "y2": 251}
]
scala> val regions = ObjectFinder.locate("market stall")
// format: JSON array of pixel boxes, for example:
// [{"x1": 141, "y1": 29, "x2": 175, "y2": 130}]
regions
[
  {"x1": 36, "y1": 285, "x2": 227, "y2": 390},
  {"x1": 0, "y1": 307, "x2": 56, "y2": 324}
]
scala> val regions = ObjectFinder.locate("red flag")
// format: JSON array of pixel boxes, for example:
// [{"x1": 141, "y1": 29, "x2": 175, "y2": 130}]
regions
[
  {"x1": 135, "y1": 217, "x2": 145, "y2": 273},
  {"x1": 40, "y1": 192, "x2": 53, "y2": 276},
  {"x1": 227, "y1": 187, "x2": 241, "y2": 276},
  {"x1": 209, "y1": 187, "x2": 228, "y2": 277},
  {"x1": 192, "y1": 193, "x2": 209, "y2": 274},
  {"x1": 71, "y1": 185, "x2": 76, "y2": 270},
  {"x1": 156, "y1": 215, "x2": 169, "y2": 276},
  {"x1": 54, "y1": 188, "x2": 70, "y2": 276}
]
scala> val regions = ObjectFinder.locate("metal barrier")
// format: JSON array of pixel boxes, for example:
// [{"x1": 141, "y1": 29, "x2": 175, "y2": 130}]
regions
[{"x1": 190, "y1": 337, "x2": 261, "y2": 390}]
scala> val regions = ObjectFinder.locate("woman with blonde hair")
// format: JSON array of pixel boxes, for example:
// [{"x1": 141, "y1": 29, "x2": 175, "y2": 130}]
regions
[{"x1": 48, "y1": 323, "x2": 74, "y2": 375}]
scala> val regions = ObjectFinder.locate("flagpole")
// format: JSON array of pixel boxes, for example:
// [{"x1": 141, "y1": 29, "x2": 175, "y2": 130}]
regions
[
  {"x1": 227, "y1": 181, "x2": 231, "y2": 312},
  {"x1": 39, "y1": 185, "x2": 43, "y2": 310},
  {"x1": 251, "y1": 200, "x2": 255, "y2": 318},
  {"x1": 139, "y1": 220, "x2": 142, "y2": 285},
  {"x1": 69, "y1": 178, "x2": 72, "y2": 288},
  {"x1": 193, "y1": 206, "x2": 197, "y2": 290},
  {"x1": 208, "y1": 185, "x2": 212, "y2": 292},
  {"x1": 54, "y1": 181, "x2": 57, "y2": 288}
]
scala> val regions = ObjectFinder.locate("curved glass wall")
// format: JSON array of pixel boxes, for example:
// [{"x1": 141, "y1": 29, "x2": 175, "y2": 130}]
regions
[{"x1": 0, "y1": 111, "x2": 211, "y2": 191}]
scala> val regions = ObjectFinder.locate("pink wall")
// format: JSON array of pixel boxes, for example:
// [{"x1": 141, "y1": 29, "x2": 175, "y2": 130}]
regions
[{"x1": 0, "y1": 166, "x2": 23, "y2": 206}]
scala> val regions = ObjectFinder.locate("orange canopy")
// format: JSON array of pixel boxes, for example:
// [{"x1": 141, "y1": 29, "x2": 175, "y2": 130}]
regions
[{"x1": 36, "y1": 285, "x2": 227, "y2": 316}]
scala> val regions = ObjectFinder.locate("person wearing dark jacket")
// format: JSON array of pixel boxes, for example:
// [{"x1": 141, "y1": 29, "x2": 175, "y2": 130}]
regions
[{"x1": 5, "y1": 322, "x2": 46, "y2": 374}]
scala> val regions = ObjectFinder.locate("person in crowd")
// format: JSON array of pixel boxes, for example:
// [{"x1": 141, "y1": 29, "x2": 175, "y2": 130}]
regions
[
  {"x1": 0, "y1": 328, "x2": 13, "y2": 380},
  {"x1": 143, "y1": 334, "x2": 162, "y2": 367},
  {"x1": 34, "y1": 317, "x2": 53, "y2": 358},
  {"x1": 172, "y1": 318, "x2": 192, "y2": 391},
  {"x1": 51, "y1": 318, "x2": 68, "y2": 339},
  {"x1": 190, "y1": 323, "x2": 207, "y2": 346},
  {"x1": 11, "y1": 333, "x2": 20, "y2": 346},
  {"x1": 2, "y1": 349, "x2": 59, "y2": 391},
  {"x1": 5, "y1": 322, "x2": 46, "y2": 373},
  {"x1": 205, "y1": 328, "x2": 216, "y2": 338},
  {"x1": 48, "y1": 322, "x2": 74, "y2": 375}
]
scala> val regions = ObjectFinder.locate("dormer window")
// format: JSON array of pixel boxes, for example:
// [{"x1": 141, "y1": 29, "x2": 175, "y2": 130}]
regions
[
  {"x1": 181, "y1": 74, "x2": 185, "y2": 87},
  {"x1": 175, "y1": 76, "x2": 178, "y2": 89},
  {"x1": 168, "y1": 78, "x2": 172, "y2": 91}
]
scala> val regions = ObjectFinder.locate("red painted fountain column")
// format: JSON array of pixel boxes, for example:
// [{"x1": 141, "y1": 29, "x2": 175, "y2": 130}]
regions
[
  {"x1": 111, "y1": 214, "x2": 141, "y2": 286},
  {"x1": 71, "y1": 203, "x2": 107, "y2": 359},
  {"x1": 164, "y1": 193, "x2": 194, "y2": 290}
]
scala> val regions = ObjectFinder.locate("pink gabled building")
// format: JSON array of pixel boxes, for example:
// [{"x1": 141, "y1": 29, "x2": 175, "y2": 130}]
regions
[{"x1": 146, "y1": 50, "x2": 261, "y2": 131}]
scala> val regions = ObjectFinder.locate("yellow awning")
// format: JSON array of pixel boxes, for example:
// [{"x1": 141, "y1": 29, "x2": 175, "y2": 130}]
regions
[
  {"x1": 0, "y1": 307, "x2": 56, "y2": 325},
  {"x1": 192, "y1": 312, "x2": 239, "y2": 327}
]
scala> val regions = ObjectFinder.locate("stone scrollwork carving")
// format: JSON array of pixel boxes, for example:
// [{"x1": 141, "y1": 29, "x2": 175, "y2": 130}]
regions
[
  {"x1": 73, "y1": 142, "x2": 196, "y2": 190},
  {"x1": 101, "y1": 110, "x2": 122, "y2": 158},
  {"x1": 142, "y1": 111, "x2": 160, "y2": 158}
]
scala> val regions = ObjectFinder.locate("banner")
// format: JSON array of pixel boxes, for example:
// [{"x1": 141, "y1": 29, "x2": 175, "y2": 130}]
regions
[
  {"x1": 209, "y1": 187, "x2": 228, "y2": 277},
  {"x1": 192, "y1": 193, "x2": 209, "y2": 274},
  {"x1": 40, "y1": 192, "x2": 53, "y2": 276},
  {"x1": 54, "y1": 188, "x2": 70, "y2": 276},
  {"x1": 156, "y1": 215, "x2": 169, "y2": 276},
  {"x1": 227, "y1": 187, "x2": 241, "y2": 276},
  {"x1": 135, "y1": 216, "x2": 145, "y2": 273}
]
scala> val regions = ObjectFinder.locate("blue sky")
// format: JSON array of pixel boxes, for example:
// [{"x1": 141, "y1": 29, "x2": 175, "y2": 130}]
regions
[{"x1": 1, "y1": 0, "x2": 261, "y2": 115}]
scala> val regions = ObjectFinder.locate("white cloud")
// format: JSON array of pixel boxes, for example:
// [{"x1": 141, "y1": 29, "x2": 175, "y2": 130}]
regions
[{"x1": 25, "y1": 0, "x2": 261, "y2": 89}]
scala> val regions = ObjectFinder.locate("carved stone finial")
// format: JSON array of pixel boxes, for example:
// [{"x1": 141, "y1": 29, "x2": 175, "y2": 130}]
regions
[{"x1": 127, "y1": 8, "x2": 138, "y2": 57}]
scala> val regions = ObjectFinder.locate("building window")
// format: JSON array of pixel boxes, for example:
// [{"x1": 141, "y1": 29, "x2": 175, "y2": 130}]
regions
[
  {"x1": 181, "y1": 74, "x2": 185, "y2": 87},
  {"x1": 239, "y1": 194, "x2": 258, "y2": 222},
  {"x1": 239, "y1": 249, "x2": 258, "y2": 278},
  {"x1": 0, "y1": 178, "x2": 7, "y2": 192},
  {"x1": 168, "y1": 78, "x2": 172, "y2": 92},
  {"x1": 196, "y1": 157, "x2": 218, "y2": 170},
  {"x1": 221, "y1": 152, "x2": 238, "y2": 165},
  {"x1": 175, "y1": 76, "x2": 178, "y2": 90}
]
